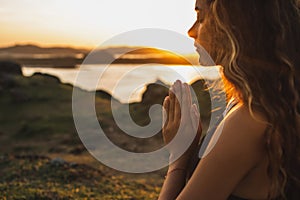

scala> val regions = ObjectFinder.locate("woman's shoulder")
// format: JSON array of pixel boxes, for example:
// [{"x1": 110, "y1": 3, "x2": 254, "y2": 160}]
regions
[
  {"x1": 224, "y1": 102, "x2": 268, "y2": 138},
  {"x1": 204, "y1": 103, "x2": 268, "y2": 160},
  {"x1": 184, "y1": 103, "x2": 269, "y2": 199},
  {"x1": 202, "y1": 102, "x2": 268, "y2": 160},
  {"x1": 217, "y1": 103, "x2": 268, "y2": 159}
]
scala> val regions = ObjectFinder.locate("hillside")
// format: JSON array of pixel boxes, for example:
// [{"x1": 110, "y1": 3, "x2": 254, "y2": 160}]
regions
[
  {"x1": 0, "y1": 44, "x2": 88, "y2": 55},
  {"x1": 0, "y1": 44, "x2": 198, "y2": 67},
  {"x1": 0, "y1": 61, "x2": 214, "y2": 199}
]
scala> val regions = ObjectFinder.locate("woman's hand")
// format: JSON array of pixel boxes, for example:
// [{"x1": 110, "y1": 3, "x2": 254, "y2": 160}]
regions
[{"x1": 162, "y1": 80, "x2": 202, "y2": 170}]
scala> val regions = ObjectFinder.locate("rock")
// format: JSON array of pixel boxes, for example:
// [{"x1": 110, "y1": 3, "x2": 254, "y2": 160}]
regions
[
  {"x1": 0, "y1": 73, "x2": 19, "y2": 89},
  {"x1": 70, "y1": 162, "x2": 78, "y2": 167},
  {"x1": 14, "y1": 154, "x2": 50, "y2": 161},
  {"x1": 10, "y1": 88, "x2": 29, "y2": 103},
  {"x1": 0, "y1": 61, "x2": 22, "y2": 75},
  {"x1": 31, "y1": 72, "x2": 61, "y2": 83},
  {"x1": 95, "y1": 90, "x2": 113, "y2": 100},
  {"x1": 140, "y1": 79, "x2": 169, "y2": 105},
  {"x1": 50, "y1": 157, "x2": 67, "y2": 166},
  {"x1": 69, "y1": 146, "x2": 86, "y2": 155}
]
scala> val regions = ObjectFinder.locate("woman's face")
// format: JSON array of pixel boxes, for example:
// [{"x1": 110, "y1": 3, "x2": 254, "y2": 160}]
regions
[
  {"x1": 188, "y1": 0, "x2": 214, "y2": 65},
  {"x1": 188, "y1": 0, "x2": 207, "y2": 42}
]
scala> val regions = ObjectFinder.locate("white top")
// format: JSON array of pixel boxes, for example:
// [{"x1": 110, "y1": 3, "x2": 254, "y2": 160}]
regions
[{"x1": 198, "y1": 98, "x2": 238, "y2": 158}]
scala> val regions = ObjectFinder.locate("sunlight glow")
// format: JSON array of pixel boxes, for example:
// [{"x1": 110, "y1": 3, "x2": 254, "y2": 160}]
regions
[{"x1": 0, "y1": 0, "x2": 196, "y2": 50}]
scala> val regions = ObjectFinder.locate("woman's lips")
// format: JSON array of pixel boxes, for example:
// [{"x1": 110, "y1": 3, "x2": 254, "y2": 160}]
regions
[
  {"x1": 194, "y1": 42, "x2": 203, "y2": 51},
  {"x1": 193, "y1": 42, "x2": 215, "y2": 66}
]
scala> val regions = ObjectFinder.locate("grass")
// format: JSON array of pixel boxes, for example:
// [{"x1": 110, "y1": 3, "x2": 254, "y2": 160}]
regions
[
  {"x1": 0, "y1": 70, "x2": 215, "y2": 199},
  {"x1": 0, "y1": 154, "x2": 164, "y2": 200}
]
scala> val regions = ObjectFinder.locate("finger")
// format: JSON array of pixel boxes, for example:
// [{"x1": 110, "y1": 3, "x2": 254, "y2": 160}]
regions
[
  {"x1": 185, "y1": 83, "x2": 192, "y2": 107},
  {"x1": 169, "y1": 86, "x2": 175, "y2": 121},
  {"x1": 191, "y1": 104, "x2": 199, "y2": 129},
  {"x1": 184, "y1": 83, "x2": 192, "y2": 107},
  {"x1": 162, "y1": 96, "x2": 170, "y2": 129},
  {"x1": 191, "y1": 104, "x2": 202, "y2": 134},
  {"x1": 174, "y1": 80, "x2": 182, "y2": 122},
  {"x1": 176, "y1": 80, "x2": 182, "y2": 102},
  {"x1": 181, "y1": 83, "x2": 191, "y2": 119}
]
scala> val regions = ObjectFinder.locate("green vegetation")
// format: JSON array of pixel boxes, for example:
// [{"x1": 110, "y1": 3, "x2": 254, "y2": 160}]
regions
[
  {"x1": 0, "y1": 61, "x2": 214, "y2": 199},
  {"x1": 0, "y1": 155, "x2": 163, "y2": 200}
]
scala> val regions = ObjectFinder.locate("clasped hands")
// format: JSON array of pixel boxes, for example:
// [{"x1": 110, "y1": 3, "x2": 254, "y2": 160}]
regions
[{"x1": 162, "y1": 80, "x2": 202, "y2": 169}]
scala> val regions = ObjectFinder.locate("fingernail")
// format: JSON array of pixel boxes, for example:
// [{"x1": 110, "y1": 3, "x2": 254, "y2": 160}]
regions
[{"x1": 193, "y1": 104, "x2": 197, "y2": 109}]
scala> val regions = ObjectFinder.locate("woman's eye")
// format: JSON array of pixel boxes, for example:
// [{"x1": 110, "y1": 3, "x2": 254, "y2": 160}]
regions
[{"x1": 197, "y1": 13, "x2": 205, "y2": 23}]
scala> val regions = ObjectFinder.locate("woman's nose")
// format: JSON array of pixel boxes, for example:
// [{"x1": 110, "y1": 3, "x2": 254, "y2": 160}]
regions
[{"x1": 188, "y1": 22, "x2": 199, "y2": 40}]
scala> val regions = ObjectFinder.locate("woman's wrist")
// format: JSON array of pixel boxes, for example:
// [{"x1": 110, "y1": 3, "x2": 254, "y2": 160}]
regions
[
  {"x1": 168, "y1": 154, "x2": 190, "y2": 171},
  {"x1": 165, "y1": 167, "x2": 187, "y2": 179},
  {"x1": 167, "y1": 167, "x2": 186, "y2": 173}
]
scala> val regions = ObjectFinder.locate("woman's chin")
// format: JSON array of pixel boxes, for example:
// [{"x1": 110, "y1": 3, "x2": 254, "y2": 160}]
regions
[{"x1": 195, "y1": 47, "x2": 216, "y2": 67}]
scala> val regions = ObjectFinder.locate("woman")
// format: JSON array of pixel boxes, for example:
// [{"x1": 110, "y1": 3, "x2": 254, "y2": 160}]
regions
[{"x1": 158, "y1": 0, "x2": 300, "y2": 199}]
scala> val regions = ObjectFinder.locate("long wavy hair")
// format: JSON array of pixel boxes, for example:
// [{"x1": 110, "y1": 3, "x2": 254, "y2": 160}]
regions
[{"x1": 199, "y1": 0, "x2": 300, "y2": 199}]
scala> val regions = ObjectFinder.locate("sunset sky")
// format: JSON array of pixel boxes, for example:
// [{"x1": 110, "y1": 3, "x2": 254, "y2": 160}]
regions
[{"x1": 0, "y1": 0, "x2": 196, "y2": 50}]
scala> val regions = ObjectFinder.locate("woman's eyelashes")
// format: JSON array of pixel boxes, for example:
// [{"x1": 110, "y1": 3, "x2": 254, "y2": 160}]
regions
[
  {"x1": 196, "y1": 10, "x2": 205, "y2": 24},
  {"x1": 198, "y1": 15, "x2": 204, "y2": 23}
]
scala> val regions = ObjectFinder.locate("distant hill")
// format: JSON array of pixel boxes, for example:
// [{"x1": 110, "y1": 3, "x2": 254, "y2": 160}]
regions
[
  {"x1": 0, "y1": 44, "x2": 184, "y2": 56},
  {"x1": 0, "y1": 44, "x2": 88, "y2": 55},
  {"x1": 90, "y1": 46, "x2": 197, "y2": 65},
  {"x1": 0, "y1": 44, "x2": 199, "y2": 67},
  {"x1": 103, "y1": 46, "x2": 171, "y2": 56}
]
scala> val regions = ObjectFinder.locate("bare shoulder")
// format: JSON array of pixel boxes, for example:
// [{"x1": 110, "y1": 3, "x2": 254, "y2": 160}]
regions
[
  {"x1": 177, "y1": 104, "x2": 269, "y2": 199},
  {"x1": 203, "y1": 103, "x2": 268, "y2": 166},
  {"x1": 206, "y1": 103, "x2": 269, "y2": 162},
  {"x1": 224, "y1": 103, "x2": 268, "y2": 140}
]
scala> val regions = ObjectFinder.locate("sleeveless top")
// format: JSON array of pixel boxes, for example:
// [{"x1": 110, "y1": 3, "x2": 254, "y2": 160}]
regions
[
  {"x1": 186, "y1": 98, "x2": 298, "y2": 199},
  {"x1": 198, "y1": 97, "x2": 238, "y2": 158},
  {"x1": 186, "y1": 98, "x2": 247, "y2": 200}
]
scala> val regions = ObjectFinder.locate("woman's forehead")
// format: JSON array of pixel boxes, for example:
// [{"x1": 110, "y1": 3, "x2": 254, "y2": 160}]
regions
[{"x1": 195, "y1": 0, "x2": 208, "y2": 10}]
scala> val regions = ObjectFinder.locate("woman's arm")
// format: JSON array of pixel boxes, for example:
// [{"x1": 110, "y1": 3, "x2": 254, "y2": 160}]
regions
[
  {"x1": 176, "y1": 105, "x2": 267, "y2": 200},
  {"x1": 158, "y1": 80, "x2": 202, "y2": 200},
  {"x1": 158, "y1": 166, "x2": 187, "y2": 200},
  {"x1": 158, "y1": 81, "x2": 267, "y2": 200}
]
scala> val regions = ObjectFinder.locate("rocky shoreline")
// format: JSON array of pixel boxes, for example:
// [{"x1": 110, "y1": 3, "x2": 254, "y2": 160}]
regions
[{"x1": 0, "y1": 61, "x2": 216, "y2": 199}]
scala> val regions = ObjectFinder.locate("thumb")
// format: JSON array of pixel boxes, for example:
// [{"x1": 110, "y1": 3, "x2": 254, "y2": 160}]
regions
[{"x1": 190, "y1": 104, "x2": 201, "y2": 132}]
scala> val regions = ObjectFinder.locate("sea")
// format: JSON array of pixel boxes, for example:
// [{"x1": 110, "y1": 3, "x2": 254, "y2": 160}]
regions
[{"x1": 22, "y1": 64, "x2": 220, "y2": 103}]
